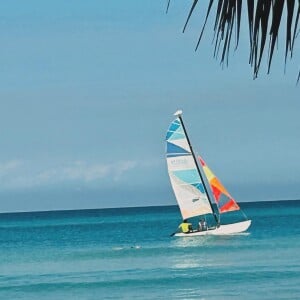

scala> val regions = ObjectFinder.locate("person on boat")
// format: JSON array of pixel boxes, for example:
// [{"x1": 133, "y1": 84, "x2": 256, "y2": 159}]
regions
[
  {"x1": 198, "y1": 218, "x2": 207, "y2": 231},
  {"x1": 178, "y1": 219, "x2": 193, "y2": 233}
]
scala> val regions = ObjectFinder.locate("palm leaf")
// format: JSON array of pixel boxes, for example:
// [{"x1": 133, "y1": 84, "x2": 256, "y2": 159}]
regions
[{"x1": 167, "y1": 0, "x2": 300, "y2": 80}]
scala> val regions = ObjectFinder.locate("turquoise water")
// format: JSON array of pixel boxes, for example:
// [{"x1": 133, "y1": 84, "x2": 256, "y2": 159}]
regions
[{"x1": 0, "y1": 200, "x2": 300, "y2": 299}]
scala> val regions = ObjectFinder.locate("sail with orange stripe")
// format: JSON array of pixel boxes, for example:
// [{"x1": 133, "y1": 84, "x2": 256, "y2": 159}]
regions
[{"x1": 198, "y1": 156, "x2": 240, "y2": 213}]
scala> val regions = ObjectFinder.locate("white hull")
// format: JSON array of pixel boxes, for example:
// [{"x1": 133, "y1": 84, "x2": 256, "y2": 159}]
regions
[{"x1": 174, "y1": 220, "x2": 251, "y2": 237}]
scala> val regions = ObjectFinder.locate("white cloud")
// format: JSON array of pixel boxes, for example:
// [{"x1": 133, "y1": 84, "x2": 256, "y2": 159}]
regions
[
  {"x1": 113, "y1": 160, "x2": 137, "y2": 181},
  {"x1": 0, "y1": 159, "x2": 139, "y2": 189},
  {"x1": 0, "y1": 160, "x2": 23, "y2": 175}
]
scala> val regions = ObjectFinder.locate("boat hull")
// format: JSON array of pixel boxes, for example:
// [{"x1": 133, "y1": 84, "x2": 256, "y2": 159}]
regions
[{"x1": 174, "y1": 220, "x2": 251, "y2": 237}]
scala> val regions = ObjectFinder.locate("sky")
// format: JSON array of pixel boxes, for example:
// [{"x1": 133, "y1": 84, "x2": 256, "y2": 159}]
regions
[{"x1": 0, "y1": 1, "x2": 299, "y2": 212}]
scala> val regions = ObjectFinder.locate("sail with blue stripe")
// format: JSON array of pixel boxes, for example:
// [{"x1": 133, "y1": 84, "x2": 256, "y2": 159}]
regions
[{"x1": 166, "y1": 115, "x2": 213, "y2": 219}]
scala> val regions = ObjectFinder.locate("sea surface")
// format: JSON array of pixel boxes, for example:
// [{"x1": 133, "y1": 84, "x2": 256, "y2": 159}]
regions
[{"x1": 0, "y1": 200, "x2": 300, "y2": 299}]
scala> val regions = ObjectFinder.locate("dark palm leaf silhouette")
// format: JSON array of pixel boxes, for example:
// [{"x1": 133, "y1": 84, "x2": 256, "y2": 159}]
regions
[{"x1": 167, "y1": 0, "x2": 300, "y2": 82}]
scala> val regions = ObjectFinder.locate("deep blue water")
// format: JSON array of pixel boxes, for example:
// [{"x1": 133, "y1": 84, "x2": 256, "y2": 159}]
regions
[{"x1": 0, "y1": 200, "x2": 300, "y2": 299}]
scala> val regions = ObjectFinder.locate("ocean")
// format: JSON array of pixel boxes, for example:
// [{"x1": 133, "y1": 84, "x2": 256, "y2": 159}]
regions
[{"x1": 0, "y1": 200, "x2": 299, "y2": 299}]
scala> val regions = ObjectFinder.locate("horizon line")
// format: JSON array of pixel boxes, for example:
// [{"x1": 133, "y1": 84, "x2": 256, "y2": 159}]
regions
[{"x1": 0, "y1": 198, "x2": 299, "y2": 215}]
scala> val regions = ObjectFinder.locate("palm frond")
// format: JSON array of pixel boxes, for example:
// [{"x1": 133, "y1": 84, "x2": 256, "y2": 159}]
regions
[{"x1": 167, "y1": 0, "x2": 300, "y2": 80}]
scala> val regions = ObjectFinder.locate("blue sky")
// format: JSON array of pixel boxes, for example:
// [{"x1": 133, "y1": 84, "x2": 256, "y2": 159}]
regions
[{"x1": 0, "y1": 1, "x2": 299, "y2": 212}]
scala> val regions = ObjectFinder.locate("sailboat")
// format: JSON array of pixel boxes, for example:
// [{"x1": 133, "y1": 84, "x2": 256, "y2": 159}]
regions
[{"x1": 166, "y1": 110, "x2": 251, "y2": 236}]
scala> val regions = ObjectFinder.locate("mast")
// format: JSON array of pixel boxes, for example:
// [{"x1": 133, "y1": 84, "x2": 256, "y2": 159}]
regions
[{"x1": 174, "y1": 110, "x2": 219, "y2": 225}]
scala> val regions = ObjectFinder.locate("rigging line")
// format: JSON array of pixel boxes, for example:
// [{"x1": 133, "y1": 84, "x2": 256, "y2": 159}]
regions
[{"x1": 240, "y1": 208, "x2": 249, "y2": 221}]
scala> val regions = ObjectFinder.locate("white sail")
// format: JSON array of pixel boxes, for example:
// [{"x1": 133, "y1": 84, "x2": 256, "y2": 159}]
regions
[{"x1": 166, "y1": 117, "x2": 213, "y2": 219}]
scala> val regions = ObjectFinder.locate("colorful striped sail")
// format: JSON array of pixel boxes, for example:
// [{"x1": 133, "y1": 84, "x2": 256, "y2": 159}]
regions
[
  {"x1": 166, "y1": 117, "x2": 213, "y2": 219},
  {"x1": 198, "y1": 156, "x2": 240, "y2": 213}
]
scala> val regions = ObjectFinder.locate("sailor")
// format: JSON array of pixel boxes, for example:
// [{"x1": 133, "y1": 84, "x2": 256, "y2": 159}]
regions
[
  {"x1": 198, "y1": 218, "x2": 207, "y2": 231},
  {"x1": 198, "y1": 219, "x2": 202, "y2": 231},
  {"x1": 178, "y1": 219, "x2": 193, "y2": 233}
]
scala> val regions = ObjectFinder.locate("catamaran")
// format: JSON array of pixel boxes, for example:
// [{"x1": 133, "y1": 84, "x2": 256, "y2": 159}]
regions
[{"x1": 166, "y1": 110, "x2": 251, "y2": 236}]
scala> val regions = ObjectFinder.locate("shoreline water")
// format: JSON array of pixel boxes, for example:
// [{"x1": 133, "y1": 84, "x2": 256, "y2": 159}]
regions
[{"x1": 0, "y1": 199, "x2": 300, "y2": 299}]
